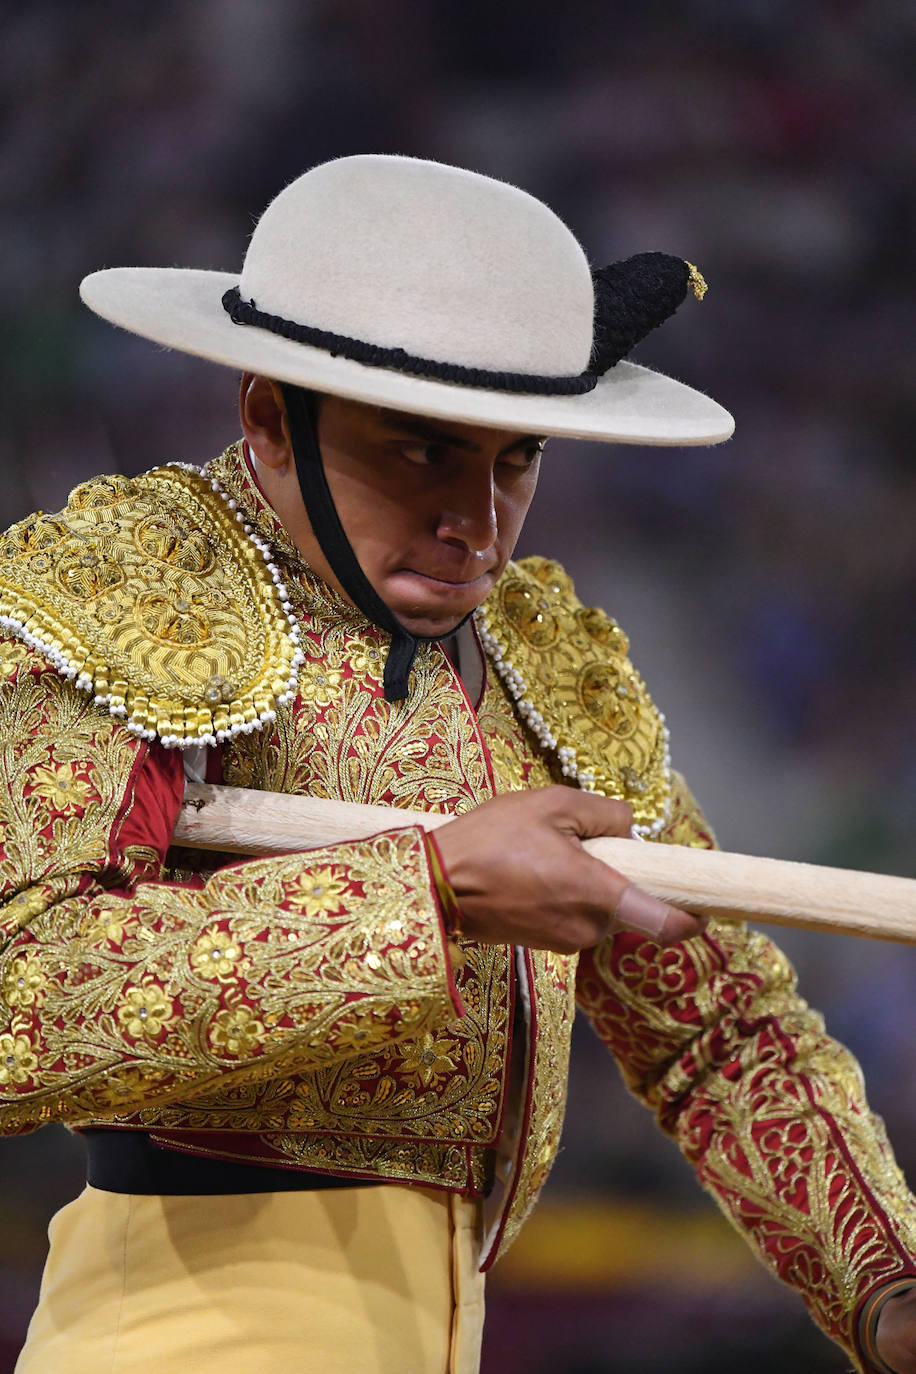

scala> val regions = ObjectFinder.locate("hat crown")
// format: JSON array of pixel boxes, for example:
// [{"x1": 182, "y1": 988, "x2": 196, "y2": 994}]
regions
[{"x1": 239, "y1": 155, "x2": 595, "y2": 376}]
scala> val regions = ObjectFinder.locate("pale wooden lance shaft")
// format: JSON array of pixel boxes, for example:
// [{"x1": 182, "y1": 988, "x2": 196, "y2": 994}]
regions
[{"x1": 175, "y1": 782, "x2": 916, "y2": 945}]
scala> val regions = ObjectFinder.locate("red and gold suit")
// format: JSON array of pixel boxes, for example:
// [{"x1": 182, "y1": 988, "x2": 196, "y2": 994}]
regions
[{"x1": 0, "y1": 442, "x2": 913, "y2": 1368}]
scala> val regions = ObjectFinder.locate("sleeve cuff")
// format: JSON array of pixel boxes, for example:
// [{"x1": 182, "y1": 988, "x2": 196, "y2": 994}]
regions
[
  {"x1": 857, "y1": 1278, "x2": 916, "y2": 1374},
  {"x1": 421, "y1": 828, "x2": 466, "y2": 1019},
  {"x1": 425, "y1": 830, "x2": 463, "y2": 937}
]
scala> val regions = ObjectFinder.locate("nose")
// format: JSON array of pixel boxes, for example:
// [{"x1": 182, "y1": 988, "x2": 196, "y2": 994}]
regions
[{"x1": 436, "y1": 466, "x2": 498, "y2": 553}]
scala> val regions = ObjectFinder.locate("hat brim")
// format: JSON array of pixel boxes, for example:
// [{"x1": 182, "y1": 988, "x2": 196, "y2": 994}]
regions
[{"x1": 80, "y1": 267, "x2": 734, "y2": 445}]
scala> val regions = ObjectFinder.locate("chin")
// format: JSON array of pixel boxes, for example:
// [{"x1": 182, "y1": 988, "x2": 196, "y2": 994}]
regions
[{"x1": 396, "y1": 610, "x2": 468, "y2": 639}]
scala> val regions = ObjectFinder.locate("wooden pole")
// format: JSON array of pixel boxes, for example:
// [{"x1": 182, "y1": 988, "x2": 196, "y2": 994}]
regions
[{"x1": 175, "y1": 782, "x2": 916, "y2": 945}]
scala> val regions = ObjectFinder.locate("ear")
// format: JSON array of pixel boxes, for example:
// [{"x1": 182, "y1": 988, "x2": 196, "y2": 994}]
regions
[{"x1": 239, "y1": 373, "x2": 292, "y2": 470}]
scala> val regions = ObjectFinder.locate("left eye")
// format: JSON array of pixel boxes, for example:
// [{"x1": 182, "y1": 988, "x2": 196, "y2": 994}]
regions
[{"x1": 501, "y1": 444, "x2": 544, "y2": 469}]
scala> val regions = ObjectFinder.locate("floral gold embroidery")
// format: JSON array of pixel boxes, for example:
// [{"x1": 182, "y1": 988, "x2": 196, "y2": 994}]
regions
[
  {"x1": 330, "y1": 1009, "x2": 392, "y2": 1054},
  {"x1": 118, "y1": 984, "x2": 175, "y2": 1040},
  {"x1": 209, "y1": 1006, "x2": 266, "y2": 1059},
  {"x1": 287, "y1": 868, "x2": 348, "y2": 918},
  {"x1": 190, "y1": 927, "x2": 244, "y2": 981},
  {"x1": 574, "y1": 774, "x2": 916, "y2": 1360},
  {"x1": 0, "y1": 656, "x2": 459, "y2": 1135},
  {"x1": 0, "y1": 1032, "x2": 39, "y2": 1086},
  {"x1": 30, "y1": 760, "x2": 96, "y2": 813},
  {"x1": 298, "y1": 668, "x2": 345, "y2": 708},
  {"x1": 399, "y1": 1030, "x2": 460, "y2": 1088},
  {"x1": 1, "y1": 956, "x2": 44, "y2": 1009}
]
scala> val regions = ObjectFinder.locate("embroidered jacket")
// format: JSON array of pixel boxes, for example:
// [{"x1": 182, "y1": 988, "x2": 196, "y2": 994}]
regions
[{"x1": 0, "y1": 443, "x2": 914, "y2": 1368}]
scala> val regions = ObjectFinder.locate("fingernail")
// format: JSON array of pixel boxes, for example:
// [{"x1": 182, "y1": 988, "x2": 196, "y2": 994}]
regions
[{"x1": 615, "y1": 884, "x2": 688, "y2": 940}]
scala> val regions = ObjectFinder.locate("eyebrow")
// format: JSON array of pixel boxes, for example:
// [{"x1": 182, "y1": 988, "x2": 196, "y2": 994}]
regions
[{"x1": 377, "y1": 410, "x2": 547, "y2": 454}]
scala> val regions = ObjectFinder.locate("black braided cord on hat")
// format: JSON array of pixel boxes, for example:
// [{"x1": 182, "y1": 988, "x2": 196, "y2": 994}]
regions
[{"x1": 222, "y1": 253, "x2": 700, "y2": 392}]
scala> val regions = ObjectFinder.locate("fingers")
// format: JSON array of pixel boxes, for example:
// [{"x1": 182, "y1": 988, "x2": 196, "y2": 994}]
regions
[
  {"x1": 546, "y1": 787, "x2": 635, "y2": 840},
  {"x1": 434, "y1": 786, "x2": 708, "y2": 953},
  {"x1": 575, "y1": 844, "x2": 707, "y2": 948},
  {"x1": 556, "y1": 791, "x2": 709, "y2": 944}
]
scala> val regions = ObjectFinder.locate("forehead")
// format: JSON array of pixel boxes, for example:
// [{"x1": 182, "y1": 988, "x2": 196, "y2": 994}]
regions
[{"x1": 324, "y1": 394, "x2": 543, "y2": 451}]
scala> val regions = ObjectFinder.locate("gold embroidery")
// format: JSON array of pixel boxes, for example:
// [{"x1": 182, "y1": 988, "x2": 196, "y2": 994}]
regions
[
  {"x1": 3, "y1": 438, "x2": 913, "y2": 1337},
  {"x1": 0, "y1": 665, "x2": 141, "y2": 895},
  {"x1": 476, "y1": 660, "x2": 558, "y2": 793},
  {"x1": 0, "y1": 648, "x2": 462, "y2": 1135},
  {"x1": 186, "y1": 1129, "x2": 485, "y2": 1194},
  {"x1": 286, "y1": 868, "x2": 348, "y2": 918},
  {"x1": 29, "y1": 760, "x2": 97, "y2": 813},
  {"x1": 141, "y1": 936, "x2": 512, "y2": 1149},
  {"x1": 0, "y1": 640, "x2": 31, "y2": 679},
  {"x1": 493, "y1": 947, "x2": 577, "y2": 1259},
  {"x1": 1, "y1": 954, "x2": 44, "y2": 1009},
  {"x1": 670, "y1": 931, "x2": 916, "y2": 1354},
  {"x1": 2, "y1": 822, "x2": 458, "y2": 1134},
  {"x1": 575, "y1": 777, "x2": 916, "y2": 1359},
  {"x1": 208, "y1": 1005, "x2": 267, "y2": 1058},
  {"x1": 219, "y1": 556, "x2": 498, "y2": 819},
  {"x1": 190, "y1": 927, "x2": 244, "y2": 982},
  {"x1": 478, "y1": 556, "x2": 671, "y2": 828},
  {"x1": 118, "y1": 983, "x2": 175, "y2": 1040},
  {"x1": 0, "y1": 1032, "x2": 39, "y2": 1086},
  {"x1": 398, "y1": 1030, "x2": 460, "y2": 1088},
  {"x1": 0, "y1": 456, "x2": 300, "y2": 746}
]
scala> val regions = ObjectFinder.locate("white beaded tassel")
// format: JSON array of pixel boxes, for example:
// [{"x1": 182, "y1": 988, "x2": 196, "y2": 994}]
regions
[{"x1": 475, "y1": 611, "x2": 671, "y2": 838}]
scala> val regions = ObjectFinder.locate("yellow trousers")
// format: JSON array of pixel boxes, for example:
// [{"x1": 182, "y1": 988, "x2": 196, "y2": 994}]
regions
[{"x1": 16, "y1": 1184, "x2": 485, "y2": 1374}]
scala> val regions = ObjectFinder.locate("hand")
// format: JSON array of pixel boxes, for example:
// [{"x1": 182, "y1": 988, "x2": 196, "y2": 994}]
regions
[
  {"x1": 875, "y1": 1287, "x2": 916, "y2": 1373},
  {"x1": 434, "y1": 785, "x2": 705, "y2": 953}
]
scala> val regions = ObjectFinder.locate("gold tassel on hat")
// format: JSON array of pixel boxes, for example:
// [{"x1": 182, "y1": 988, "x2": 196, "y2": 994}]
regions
[{"x1": 686, "y1": 262, "x2": 707, "y2": 300}]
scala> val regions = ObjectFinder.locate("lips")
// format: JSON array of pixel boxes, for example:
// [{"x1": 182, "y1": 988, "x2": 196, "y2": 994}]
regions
[
  {"x1": 393, "y1": 569, "x2": 485, "y2": 594},
  {"x1": 408, "y1": 571, "x2": 481, "y2": 587},
  {"x1": 397, "y1": 560, "x2": 494, "y2": 586},
  {"x1": 386, "y1": 567, "x2": 494, "y2": 611}
]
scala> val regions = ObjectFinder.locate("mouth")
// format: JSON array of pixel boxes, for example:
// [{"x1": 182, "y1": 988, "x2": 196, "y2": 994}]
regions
[
  {"x1": 385, "y1": 567, "x2": 494, "y2": 622},
  {"x1": 394, "y1": 564, "x2": 492, "y2": 590},
  {"x1": 407, "y1": 570, "x2": 484, "y2": 589}
]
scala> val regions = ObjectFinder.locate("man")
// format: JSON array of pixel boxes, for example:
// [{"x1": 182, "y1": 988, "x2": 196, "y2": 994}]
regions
[{"x1": 1, "y1": 155, "x2": 914, "y2": 1373}]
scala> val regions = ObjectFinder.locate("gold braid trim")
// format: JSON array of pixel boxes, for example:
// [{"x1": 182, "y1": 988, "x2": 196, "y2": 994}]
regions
[{"x1": 0, "y1": 456, "x2": 301, "y2": 748}]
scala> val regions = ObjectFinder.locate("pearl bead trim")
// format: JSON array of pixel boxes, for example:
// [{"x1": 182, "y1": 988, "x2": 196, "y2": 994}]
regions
[{"x1": 475, "y1": 610, "x2": 672, "y2": 838}]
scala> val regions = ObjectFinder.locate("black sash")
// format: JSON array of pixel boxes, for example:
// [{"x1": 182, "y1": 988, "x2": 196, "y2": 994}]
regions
[{"x1": 81, "y1": 1129, "x2": 380, "y2": 1195}]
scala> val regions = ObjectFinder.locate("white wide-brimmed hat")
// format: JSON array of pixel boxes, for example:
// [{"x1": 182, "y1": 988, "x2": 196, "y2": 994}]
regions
[{"x1": 80, "y1": 154, "x2": 734, "y2": 445}]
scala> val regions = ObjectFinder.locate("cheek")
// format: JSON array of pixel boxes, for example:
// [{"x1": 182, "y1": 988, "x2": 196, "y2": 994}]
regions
[
  {"x1": 496, "y1": 483, "x2": 536, "y2": 550},
  {"x1": 334, "y1": 480, "x2": 425, "y2": 571}
]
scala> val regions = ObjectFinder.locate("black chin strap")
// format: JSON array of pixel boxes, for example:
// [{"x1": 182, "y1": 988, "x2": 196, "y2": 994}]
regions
[{"x1": 281, "y1": 385, "x2": 470, "y2": 702}]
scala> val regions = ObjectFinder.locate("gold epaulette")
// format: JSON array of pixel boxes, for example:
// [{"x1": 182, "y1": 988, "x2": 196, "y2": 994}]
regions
[
  {"x1": 0, "y1": 464, "x2": 302, "y2": 748},
  {"x1": 478, "y1": 556, "x2": 671, "y2": 836}
]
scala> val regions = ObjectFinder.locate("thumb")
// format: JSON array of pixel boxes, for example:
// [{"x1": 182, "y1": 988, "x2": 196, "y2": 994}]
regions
[{"x1": 613, "y1": 881, "x2": 708, "y2": 945}]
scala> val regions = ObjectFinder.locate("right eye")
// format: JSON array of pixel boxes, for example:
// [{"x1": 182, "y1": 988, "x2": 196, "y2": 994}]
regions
[{"x1": 400, "y1": 443, "x2": 448, "y2": 466}]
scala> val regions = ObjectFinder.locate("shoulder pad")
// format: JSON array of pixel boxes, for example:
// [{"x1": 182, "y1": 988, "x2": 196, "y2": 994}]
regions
[
  {"x1": 478, "y1": 556, "x2": 671, "y2": 835},
  {"x1": 0, "y1": 465, "x2": 301, "y2": 748}
]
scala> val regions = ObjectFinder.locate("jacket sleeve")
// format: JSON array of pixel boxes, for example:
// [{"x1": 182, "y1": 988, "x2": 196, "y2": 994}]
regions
[
  {"x1": 575, "y1": 769, "x2": 916, "y2": 1371},
  {"x1": 0, "y1": 643, "x2": 462, "y2": 1135}
]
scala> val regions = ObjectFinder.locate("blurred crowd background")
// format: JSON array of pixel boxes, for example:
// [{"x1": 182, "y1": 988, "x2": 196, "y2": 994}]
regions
[{"x1": 1, "y1": 2, "x2": 914, "y2": 1370}]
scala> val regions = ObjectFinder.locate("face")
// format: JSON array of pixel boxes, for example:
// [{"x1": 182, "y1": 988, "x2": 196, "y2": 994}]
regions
[{"x1": 290, "y1": 394, "x2": 546, "y2": 638}]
